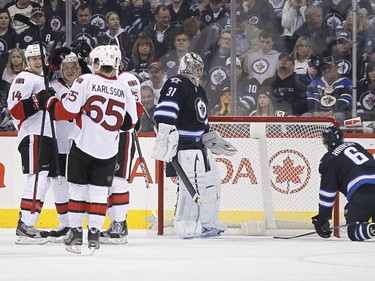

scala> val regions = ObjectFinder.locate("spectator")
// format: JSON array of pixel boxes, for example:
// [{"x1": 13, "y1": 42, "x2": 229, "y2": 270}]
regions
[
  {"x1": 127, "y1": 35, "x2": 155, "y2": 81},
  {"x1": 100, "y1": 11, "x2": 134, "y2": 61},
  {"x1": 203, "y1": 28, "x2": 231, "y2": 95},
  {"x1": 183, "y1": 16, "x2": 217, "y2": 57},
  {"x1": 18, "y1": 7, "x2": 59, "y2": 50},
  {"x1": 357, "y1": 61, "x2": 375, "y2": 121},
  {"x1": 69, "y1": 4, "x2": 101, "y2": 48},
  {"x1": 6, "y1": 0, "x2": 40, "y2": 34},
  {"x1": 161, "y1": 27, "x2": 190, "y2": 78},
  {"x1": 212, "y1": 86, "x2": 231, "y2": 116},
  {"x1": 234, "y1": 11, "x2": 260, "y2": 60},
  {"x1": 342, "y1": 8, "x2": 371, "y2": 58},
  {"x1": 305, "y1": 56, "x2": 352, "y2": 125},
  {"x1": 243, "y1": 28, "x2": 280, "y2": 84},
  {"x1": 122, "y1": 0, "x2": 154, "y2": 40},
  {"x1": 263, "y1": 52, "x2": 308, "y2": 115},
  {"x1": 269, "y1": 0, "x2": 287, "y2": 18},
  {"x1": 167, "y1": 0, "x2": 199, "y2": 27},
  {"x1": 143, "y1": 4, "x2": 178, "y2": 59},
  {"x1": 319, "y1": 0, "x2": 374, "y2": 32},
  {"x1": 221, "y1": 56, "x2": 259, "y2": 115},
  {"x1": 2, "y1": 47, "x2": 26, "y2": 88},
  {"x1": 328, "y1": 30, "x2": 363, "y2": 80},
  {"x1": 293, "y1": 5, "x2": 335, "y2": 57},
  {"x1": 280, "y1": 0, "x2": 307, "y2": 52},
  {"x1": 90, "y1": 0, "x2": 123, "y2": 38},
  {"x1": 141, "y1": 60, "x2": 166, "y2": 104},
  {"x1": 240, "y1": 0, "x2": 282, "y2": 34},
  {"x1": 291, "y1": 36, "x2": 313, "y2": 75},
  {"x1": 250, "y1": 86, "x2": 282, "y2": 116},
  {"x1": 0, "y1": 9, "x2": 19, "y2": 61},
  {"x1": 139, "y1": 85, "x2": 156, "y2": 132},
  {"x1": 44, "y1": 0, "x2": 66, "y2": 33},
  {"x1": 199, "y1": 0, "x2": 229, "y2": 32}
]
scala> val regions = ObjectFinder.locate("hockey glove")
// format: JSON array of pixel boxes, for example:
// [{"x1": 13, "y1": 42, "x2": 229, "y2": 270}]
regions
[
  {"x1": 151, "y1": 123, "x2": 179, "y2": 162},
  {"x1": 202, "y1": 131, "x2": 237, "y2": 156},
  {"x1": 38, "y1": 88, "x2": 57, "y2": 110},
  {"x1": 312, "y1": 214, "x2": 332, "y2": 238},
  {"x1": 49, "y1": 47, "x2": 71, "y2": 71}
]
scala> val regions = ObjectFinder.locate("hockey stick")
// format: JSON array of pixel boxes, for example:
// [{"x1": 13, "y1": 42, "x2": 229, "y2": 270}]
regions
[
  {"x1": 273, "y1": 223, "x2": 353, "y2": 239},
  {"x1": 142, "y1": 106, "x2": 201, "y2": 204},
  {"x1": 14, "y1": 14, "x2": 62, "y2": 213},
  {"x1": 132, "y1": 130, "x2": 158, "y2": 223}
]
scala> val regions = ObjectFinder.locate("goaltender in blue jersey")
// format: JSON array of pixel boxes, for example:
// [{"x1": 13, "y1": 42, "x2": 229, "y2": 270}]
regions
[
  {"x1": 151, "y1": 52, "x2": 237, "y2": 239},
  {"x1": 312, "y1": 125, "x2": 375, "y2": 241}
]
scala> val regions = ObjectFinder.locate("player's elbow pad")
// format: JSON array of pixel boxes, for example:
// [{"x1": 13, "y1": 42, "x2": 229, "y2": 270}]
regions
[
  {"x1": 21, "y1": 98, "x2": 39, "y2": 118},
  {"x1": 120, "y1": 112, "x2": 133, "y2": 131}
]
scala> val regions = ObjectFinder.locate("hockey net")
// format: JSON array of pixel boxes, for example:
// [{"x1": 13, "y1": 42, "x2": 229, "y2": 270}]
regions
[{"x1": 156, "y1": 117, "x2": 344, "y2": 236}]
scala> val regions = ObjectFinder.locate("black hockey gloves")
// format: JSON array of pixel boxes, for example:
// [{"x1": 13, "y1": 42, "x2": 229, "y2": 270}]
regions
[
  {"x1": 38, "y1": 88, "x2": 56, "y2": 110},
  {"x1": 312, "y1": 214, "x2": 332, "y2": 238}
]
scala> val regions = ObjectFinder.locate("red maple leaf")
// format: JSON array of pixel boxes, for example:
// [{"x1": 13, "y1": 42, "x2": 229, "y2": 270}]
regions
[{"x1": 272, "y1": 156, "x2": 304, "y2": 193}]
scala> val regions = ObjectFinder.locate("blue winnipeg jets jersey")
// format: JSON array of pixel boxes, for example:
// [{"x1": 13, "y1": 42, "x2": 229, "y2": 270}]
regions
[
  {"x1": 318, "y1": 142, "x2": 375, "y2": 219},
  {"x1": 154, "y1": 75, "x2": 209, "y2": 138}
]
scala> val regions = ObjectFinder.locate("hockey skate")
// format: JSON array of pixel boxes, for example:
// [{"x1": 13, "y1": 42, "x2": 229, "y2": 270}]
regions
[
  {"x1": 88, "y1": 227, "x2": 100, "y2": 255},
  {"x1": 15, "y1": 219, "x2": 49, "y2": 245},
  {"x1": 200, "y1": 221, "x2": 227, "y2": 238},
  {"x1": 100, "y1": 221, "x2": 128, "y2": 244},
  {"x1": 48, "y1": 226, "x2": 70, "y2": 243},
  {"x1": 64, "y1": 227, "x2": 83, "y2": 254}
]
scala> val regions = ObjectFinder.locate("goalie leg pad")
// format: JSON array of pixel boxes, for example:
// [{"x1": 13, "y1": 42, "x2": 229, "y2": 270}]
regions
[{"x1": 174, "y1": 149, "x2": 227, "y2": 237}]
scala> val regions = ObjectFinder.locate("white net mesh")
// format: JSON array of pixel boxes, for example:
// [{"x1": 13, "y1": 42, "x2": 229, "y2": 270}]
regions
[{"x1": 160, "y1": 117, "x2": 344, "y2": 235}]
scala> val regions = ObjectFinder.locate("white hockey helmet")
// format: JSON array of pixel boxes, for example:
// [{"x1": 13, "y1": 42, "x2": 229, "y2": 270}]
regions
[
  {"x1": 89, "y1": 45, "x2": 121, "y2": 70},
  {"x1": 180, "y1": 52, "x2": 204, "y2": 87},
  {"x1": 62, "y1": 52, "x2": 79, "y2": 64},
  {"x1": 24, "y1": 44, "x2": 43, "y2": 60}
]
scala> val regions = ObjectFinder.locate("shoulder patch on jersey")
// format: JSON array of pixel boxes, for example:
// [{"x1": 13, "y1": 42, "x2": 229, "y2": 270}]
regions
[
  {"x1": 170, "y1": 77, "x2": 182, "y2": 84},
  {"x1": 15, "y1": 78, "x2": 24, "y2": 84},
  {"x1": 128, "y1": 80, "x2": 138, "y2": 86},
  {"x1": 195, "y1": 97, "x2": 207, "y2": 123},
  {"x1": 76, "y1": 77, "x2": 84, "y2": 84}
]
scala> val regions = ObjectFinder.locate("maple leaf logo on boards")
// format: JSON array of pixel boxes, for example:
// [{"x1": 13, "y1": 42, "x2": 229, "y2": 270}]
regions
[{"x1": 269, "y1": 149, "x2": 311, "y2": 194}]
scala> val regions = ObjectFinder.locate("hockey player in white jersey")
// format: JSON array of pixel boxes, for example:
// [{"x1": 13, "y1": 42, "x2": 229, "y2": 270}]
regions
[
  {"x1": 41, "y1": 45, "x2": 138, "y2": 254},
  {"x1": 99, "y1": 70, "x2": 142, "y2": 244},
  {"x1": 151, "y1": 52, "x2": 237, "y2": 238},
  {"x1": 47, "y1": 52, "x2": 81, "y2": 242},
  {"x1": 7, "y1": 44, "x2": 55, "y2": 244}
]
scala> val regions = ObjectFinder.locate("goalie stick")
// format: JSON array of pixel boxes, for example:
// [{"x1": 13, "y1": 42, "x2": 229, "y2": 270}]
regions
[
  {"x1": 132, "y1": 130, "x2": 158, "y2": 223},
  {"x1": 142, "y1": 106, "x2": 202, "y2": 204},
  {"x1": 273, "y1": 223, "x2": 356, "y2": 239},
  {"x1": 14, "y1": 14, "x2": 62, "y2": 213}
]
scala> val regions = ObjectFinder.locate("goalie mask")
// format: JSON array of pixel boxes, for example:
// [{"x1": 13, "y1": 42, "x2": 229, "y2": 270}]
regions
[
  {"x1": 89, "y1": 45, "x2": 121, "y2": 75},
  {"x1": 322, "y1": 125, "x2": 344, "y2": 150},
  {"x1": 180, "y1": 52, "x2": 204, "y2": 87}
]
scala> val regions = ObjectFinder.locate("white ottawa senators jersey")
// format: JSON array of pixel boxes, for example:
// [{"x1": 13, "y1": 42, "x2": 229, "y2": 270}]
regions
[
  {"x1": 61, "y1": 73, "x2": 137, "y2": 159},
  {"x1": 51, "y1": 79, "x2": 79, "y2": 154},
  {"x1": 7, "y1": 70, "x2": 54, "y2": 145},
  {"x1": 118, "y1": 71, "x2": 140, "y2": 133}
]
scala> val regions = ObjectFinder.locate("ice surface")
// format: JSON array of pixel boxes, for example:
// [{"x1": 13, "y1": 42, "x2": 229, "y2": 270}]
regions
[{"x1": 0, "y1": 229, "x2": 374, "y2": 281}]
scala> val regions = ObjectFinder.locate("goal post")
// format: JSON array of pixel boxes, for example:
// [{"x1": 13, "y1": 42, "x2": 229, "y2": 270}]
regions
[{"x1": 157, "y1": 116, "x2": 342, "y2": 236}]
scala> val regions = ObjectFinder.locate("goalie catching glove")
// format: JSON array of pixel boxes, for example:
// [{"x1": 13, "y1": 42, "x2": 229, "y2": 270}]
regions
[
  {"x1": 312, "y1": 214, "x2": 332, "y2": 238},
  {"x1": 202, "y1": 131, "x2": 237, "y2": 156},
  {"x1": 151, "y1": 123, "x2": 179, "y2": 162}
]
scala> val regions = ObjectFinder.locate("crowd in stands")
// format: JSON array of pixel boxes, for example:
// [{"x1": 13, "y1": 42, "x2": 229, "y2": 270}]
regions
[{"x1": 1, "y1": 0, "x2": 375, "y2": 131}]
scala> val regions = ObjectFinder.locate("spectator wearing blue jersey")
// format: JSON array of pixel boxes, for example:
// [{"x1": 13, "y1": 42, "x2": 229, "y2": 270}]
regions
[{"x1": 304, "y1": 56, "x2": 352, "y2": 124}]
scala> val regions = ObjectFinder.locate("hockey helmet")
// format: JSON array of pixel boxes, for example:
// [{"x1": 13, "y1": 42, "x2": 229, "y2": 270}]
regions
[
  {"x1": 180, "y1": 52, "x2": 203, "y2": 87},
  {"x1": 322, "y1": 125, "x2": 344, "y2": 150},
  {"x1": 89, "y1": 45, "x2": 121, "y2": 71},
  {"x1": 62, "y1": 52, "x2": 79, "y2": 64},
  {"x1": 25, "y1": 44, "x2": 43, "y2": 60}
]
